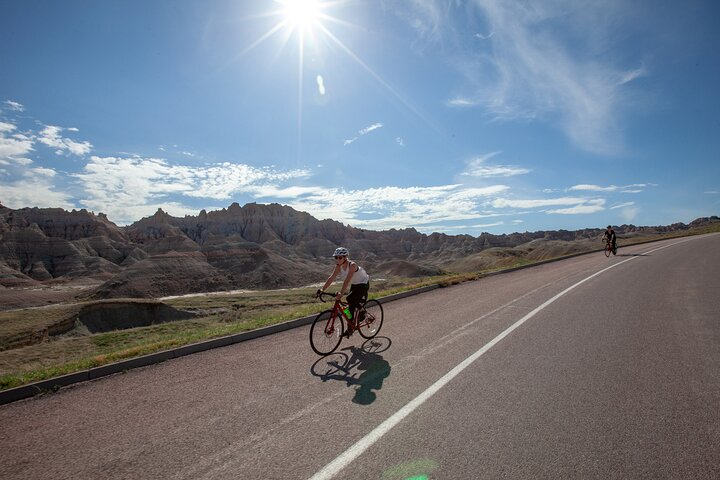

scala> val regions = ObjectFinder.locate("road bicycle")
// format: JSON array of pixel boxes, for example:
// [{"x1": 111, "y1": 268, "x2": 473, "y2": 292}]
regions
[
  {"x1": 604, "y1": 239, "x2": 617, "y2": 257},
  {"x1": 309, "y1": 292, "x2": 384, "y2": 356}
]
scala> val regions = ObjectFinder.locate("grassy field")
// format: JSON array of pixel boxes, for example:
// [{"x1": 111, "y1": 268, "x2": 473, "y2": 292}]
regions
[{"x1": 1, "y1": 227, "x2": 717, "y2": 392}]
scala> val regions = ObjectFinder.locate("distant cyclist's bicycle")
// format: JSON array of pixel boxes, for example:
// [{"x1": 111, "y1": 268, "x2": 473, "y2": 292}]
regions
[
  {"x1": 309, "y1": 292, "x2": 384, "y2": 356},
  {"x1": 604, "y1": 239, "x2": 617, "y2": 257}
]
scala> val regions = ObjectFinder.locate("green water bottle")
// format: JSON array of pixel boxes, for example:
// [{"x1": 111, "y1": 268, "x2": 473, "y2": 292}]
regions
[{"x1": 343, "y1": 306, "x2": 352, "y2": 319}]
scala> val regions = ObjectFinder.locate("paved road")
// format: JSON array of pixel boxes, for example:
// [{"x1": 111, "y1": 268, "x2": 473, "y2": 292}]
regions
[{"x1": 1, "y1": 234, "x2": 719, "y2": 479}]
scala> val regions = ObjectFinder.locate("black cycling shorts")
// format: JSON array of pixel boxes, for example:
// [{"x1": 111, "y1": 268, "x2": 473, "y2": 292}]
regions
[{"x1": 347, "y1": 282, "x2": 369, "y2": 312}]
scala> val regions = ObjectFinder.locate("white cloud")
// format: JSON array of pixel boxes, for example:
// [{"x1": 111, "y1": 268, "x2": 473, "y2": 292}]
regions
[
  {"x1": 0, "y1": 122, "x2": 34, "y2": 165},
  {"x1": 618, "y1": 66, "x2": 647, "y2": 85},
  {"x1": 26, "y1": 167, "x2": 56, "y2": 177},
  {"x1": 462, "y1": 152, "x2": 531, "y2": 177},
  {"x1": 570, "y1": 184, "x2": 619, "y2": 192},
  {"x1": 396, "y1": 137, "x2": 405, "y2": 147},
  {"x1": 570, "y1": 183, "x2": 649, "y2": 193},
  {"x1": 0, "y1": 168, "x2": 74, "y2": 209},
  {"x1": 416, "y1": 0, "x2": 646, "y2": 155},
  {"x1": 344, "y1": 122, "x2": 383, "y2": 146},
  {"x1": 417, "y1": 220, "x2": 504, "y2": 233},
  {"x1": 475, "y1": 32, "x2": 495, "y2": 40},
  {"x1": 547, "y1": 199, "x2": 606, "y2": 215},
  {"x1": 72, "y1": 156, "x2": 312, "y2": 223},
  {"x1": 253, "y1": 185, "x2": 328, "y2": 199},
  {"x1": 492, "y1": 196, "x2": 590, "y2": 209},
  {"x1": 359, "y1": 123, "x2": 383, "y2": 135},
  {"x1": 37, "y1": 125, "x2": 92, "y2": 156},
  {"x1": 446, "y1": 97, "x2": 478, "y2": 107},
  {"x1": 3, "y1": 100, "x2": 24, "y2": 112},
  {"x1": 285, "y1": 183, "x2": 510, "y2": 230},
  {"x1": 611, "y1": 201, "x2": 635, "y2": 210}
]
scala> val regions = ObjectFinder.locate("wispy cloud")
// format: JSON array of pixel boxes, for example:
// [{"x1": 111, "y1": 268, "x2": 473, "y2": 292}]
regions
[
  {"x1": 446, "y1": 97, "x2": 479, "y2": 107},
  {"x1": 286, "y1": 183, "x2": 509, "y2": 230},
  {"x1": 492, "y1": 196, "x2": 591, "y2": 209},
  {"x1": 388, "y1": 0, "x2": 446, "y2": 48},
  {"x1": 461, "y1": 152, "x2": 531, "y2": 178},
  {"x1": 569, "y1": 183, "x2": 651, "y2": 193},
  {"x1": 3, "y1": 100, "x2": 24, "y2": 112},
  {"x1": 344, "y1": 122, "x2": 383, "y2": 146},
  {"x1": 417, "y1": 220, "x2": 504, "y2": 233},
  {"x1": 474, "y1": 32, "x2": 495, "y2": 40},
  {"x1": 400, "y1": 0, "x2": 646, "y2": 155},
  {"x1": 611, "y1": 201, "x2": 635, "y2": 210},
  {"x1": 479, "y1": 0, "x2": 626, "y2": 154},
  {"x1": 547, "y1": 199, "x2": 606, "y2": 215},
  {"x1": 492, "y1": 195, "x2": 608, "y2": 215},
  {"x1": 359, "y1": 123, "x2": 383, "y2": 135},
  {"x1": 617, "y1": 66, "x2": 647, "y2": 85}
]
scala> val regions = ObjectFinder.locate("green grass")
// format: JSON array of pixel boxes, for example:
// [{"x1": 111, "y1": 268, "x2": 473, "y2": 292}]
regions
[{"x1": 1, "y1": 226, "x2": 717, "y2": 392}]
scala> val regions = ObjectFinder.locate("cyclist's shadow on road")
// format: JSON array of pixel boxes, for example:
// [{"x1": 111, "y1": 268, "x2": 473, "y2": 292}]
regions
[{"x1": 310, "y1": 337, "x2": 392, "y2": 405}]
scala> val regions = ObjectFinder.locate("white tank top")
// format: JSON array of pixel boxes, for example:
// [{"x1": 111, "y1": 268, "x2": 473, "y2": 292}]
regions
[{"x1": 337, "y1": 262, "x2": 370, "y2": 285}]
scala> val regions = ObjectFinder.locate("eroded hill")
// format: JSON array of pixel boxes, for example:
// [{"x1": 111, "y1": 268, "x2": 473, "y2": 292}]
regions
[{"x1": 1, "y1": 202, "x2": 717, "y2": 305}]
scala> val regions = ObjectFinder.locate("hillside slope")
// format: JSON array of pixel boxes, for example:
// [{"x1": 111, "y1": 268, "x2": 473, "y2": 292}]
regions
[{"x1": 1, "y1": 202, "x2": 717, "y2": 301}]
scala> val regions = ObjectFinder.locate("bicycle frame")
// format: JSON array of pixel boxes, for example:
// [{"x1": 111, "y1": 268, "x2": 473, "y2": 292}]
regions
[
  {"x1": 310, "y1": 291, "x2": 384, "y2": 355},
  {"x1": 603, "y1": 239, "x2": 617, "y2": 257},
  {"x1": 317, "y1": 292, "x2": 372, "y2": 330}
]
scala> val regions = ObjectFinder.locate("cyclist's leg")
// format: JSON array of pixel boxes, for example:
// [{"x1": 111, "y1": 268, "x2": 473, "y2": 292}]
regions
[{"x1": 347, "y1": 283, "x2": 369, "y2": 325}]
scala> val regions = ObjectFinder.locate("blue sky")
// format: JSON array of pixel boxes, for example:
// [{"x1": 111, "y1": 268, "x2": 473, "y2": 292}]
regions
[{"x1": 1, "y1": 0, "x2": 719, "y2": 235}]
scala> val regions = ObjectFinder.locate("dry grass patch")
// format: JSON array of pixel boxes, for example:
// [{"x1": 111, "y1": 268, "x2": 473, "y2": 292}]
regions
[{"x1": 1, "y1": 227, "x2": 717, "y2": 392}]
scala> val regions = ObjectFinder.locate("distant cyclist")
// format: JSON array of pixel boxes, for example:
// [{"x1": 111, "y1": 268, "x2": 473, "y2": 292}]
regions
[
  {"x1": 603, "y1": 225, "x2": 617, "y2": 254},
  {"x1": 316, "y1": 247, "x2": 370, "y2": 337}
]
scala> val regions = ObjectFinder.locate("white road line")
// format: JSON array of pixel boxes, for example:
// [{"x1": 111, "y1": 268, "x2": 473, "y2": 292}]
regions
[{"x1": 308, "y1": 238, "x2": 696, "y2": 480}]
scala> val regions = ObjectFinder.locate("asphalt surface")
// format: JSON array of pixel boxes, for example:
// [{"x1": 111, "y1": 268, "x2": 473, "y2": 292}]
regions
[{"x1": 1, "y1": 234, "x2": 718, "y2": 479}]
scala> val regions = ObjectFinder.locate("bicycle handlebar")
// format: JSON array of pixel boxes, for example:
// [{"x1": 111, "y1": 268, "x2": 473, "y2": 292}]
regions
[{"x1": 315, "y1": 291, "x2": 346, "y2": 304}]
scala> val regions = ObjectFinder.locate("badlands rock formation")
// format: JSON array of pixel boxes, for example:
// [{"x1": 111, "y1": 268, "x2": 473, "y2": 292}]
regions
[{"x1": 1, "y1": 202, "x2": 717, "y2": 300}]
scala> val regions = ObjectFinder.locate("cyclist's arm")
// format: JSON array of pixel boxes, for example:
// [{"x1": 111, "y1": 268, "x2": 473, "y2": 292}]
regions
[{"x1": 321, "y1": 265, "x2": 341, "y2": 292}]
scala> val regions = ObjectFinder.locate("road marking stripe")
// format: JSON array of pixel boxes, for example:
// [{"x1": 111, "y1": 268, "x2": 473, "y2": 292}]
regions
[{"x1": 308, "y1": 238, "x2": 695, "y2": 480}]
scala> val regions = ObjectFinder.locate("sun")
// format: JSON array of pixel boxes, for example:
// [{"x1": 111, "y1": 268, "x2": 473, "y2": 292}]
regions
[
  {"x1": 234, "y1": 1, "x2": 424, "y2": 159},
  {"x1": 279, "y1": 0, "x2": 322, "y2": 30}
]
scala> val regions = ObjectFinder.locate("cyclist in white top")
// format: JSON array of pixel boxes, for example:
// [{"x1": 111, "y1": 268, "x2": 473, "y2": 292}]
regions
[{"x1": 316, "y1": 247, "x2": 370, "y2": 336}]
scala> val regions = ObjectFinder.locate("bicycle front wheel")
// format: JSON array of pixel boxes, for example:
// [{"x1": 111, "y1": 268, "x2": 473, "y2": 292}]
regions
[
  {"x1": 310, "y1": 310, "x2": 344, "y2": 356},
  {"x1": 358, "y1": 300, "x2": 384, "y2": 339},
  {"x1": 604, "y1": 244, "x2": 611, "y2": 257}
]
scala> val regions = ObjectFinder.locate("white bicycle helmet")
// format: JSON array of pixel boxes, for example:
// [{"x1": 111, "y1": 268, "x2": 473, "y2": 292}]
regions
[{"x1": 333, "y1": 247, "x2": 349, "y2": 257}]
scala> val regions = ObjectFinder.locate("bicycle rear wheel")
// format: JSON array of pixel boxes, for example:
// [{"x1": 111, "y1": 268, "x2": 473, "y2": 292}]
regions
[
  {"x1": 310, "y1": 310, "x2": 344, "y2": 355},
  {"x1": 357, "y1": 299, "x2": 383, "y2": 339}
]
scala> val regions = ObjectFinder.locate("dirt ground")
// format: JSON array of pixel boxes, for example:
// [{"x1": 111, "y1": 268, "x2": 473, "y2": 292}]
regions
[{"x1": 0, "y1": 282, "x2": 99, "y2": 311}]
